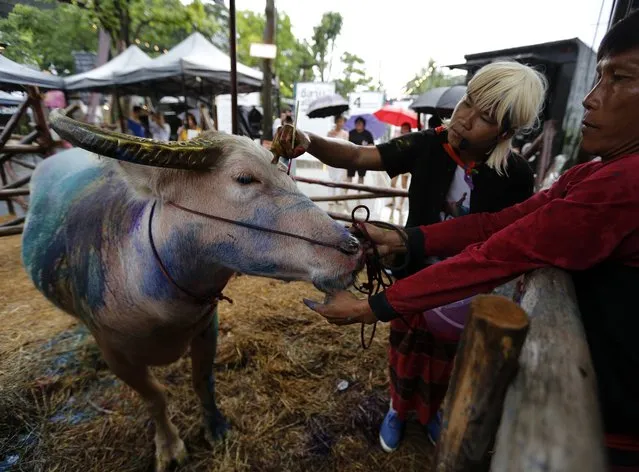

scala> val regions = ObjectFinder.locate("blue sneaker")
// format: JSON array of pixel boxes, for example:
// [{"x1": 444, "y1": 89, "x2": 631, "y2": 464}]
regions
[
  {"x1": 426, "y1": 410, "x2": 443, "y2": 446},
  {"x1": 379, "y1": 409, "x2": 405, "y2": 453}
]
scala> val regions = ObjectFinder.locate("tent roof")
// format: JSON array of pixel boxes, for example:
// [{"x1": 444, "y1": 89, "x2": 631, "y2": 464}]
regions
[
  {"x1": 0, "y1": 55, "x2": 65, "y2": 91},
  {"x1": 114, "y1": 32, "x2": 264, "y2": 95},
  {"x1": 64, "y1": 45, "x2": 152, "y2": 91}
]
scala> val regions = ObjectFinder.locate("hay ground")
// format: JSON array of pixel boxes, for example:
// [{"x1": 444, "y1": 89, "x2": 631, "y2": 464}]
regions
[{"x1": 0, "y1": 234, "x2": 433, "y2": 471}]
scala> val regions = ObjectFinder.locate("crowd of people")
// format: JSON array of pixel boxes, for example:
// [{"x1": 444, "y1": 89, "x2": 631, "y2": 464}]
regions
[{"x1": 273, "y1": 10, "x2": 639, "y2": 470}]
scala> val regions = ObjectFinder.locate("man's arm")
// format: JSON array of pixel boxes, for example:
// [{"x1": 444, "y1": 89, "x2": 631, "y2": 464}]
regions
[
  {"x1": 307, "y1": 132, "x2": 384, "y2": 170},
  {"x1": 392, "y1": 163, "x2": 585, "y2": 262},
  {"x1": 369, "y1": 161, "x2": 639, "y2": 320}
]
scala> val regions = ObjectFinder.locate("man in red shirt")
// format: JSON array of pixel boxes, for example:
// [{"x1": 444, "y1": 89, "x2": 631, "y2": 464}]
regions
[{"x1": 302, "y1": 10, "x2": 639, "y2": 468}]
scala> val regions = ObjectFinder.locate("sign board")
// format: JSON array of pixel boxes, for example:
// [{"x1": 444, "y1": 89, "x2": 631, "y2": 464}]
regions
[
  {"x1": 293, "y1": 82, "x2": 335, "y2": 162},
  {"x1": 348, "y1": 91, "x2": 384, "y2": 116}
]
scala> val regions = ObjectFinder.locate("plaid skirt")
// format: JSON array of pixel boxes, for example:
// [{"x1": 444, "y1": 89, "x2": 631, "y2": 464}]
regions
[{"x1": 388, "y1": 297, "x2": 472, "y2": 425}]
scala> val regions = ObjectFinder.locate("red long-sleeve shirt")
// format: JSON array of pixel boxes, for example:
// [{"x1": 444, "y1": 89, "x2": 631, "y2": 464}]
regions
[{"x1": 369, "y1": 153, "x2": 639, "y2": 318}]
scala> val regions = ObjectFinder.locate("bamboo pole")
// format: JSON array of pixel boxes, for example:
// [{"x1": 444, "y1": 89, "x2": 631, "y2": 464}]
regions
[{"x1": 435, "y1": 295, "x2": 530, "y2": 472}]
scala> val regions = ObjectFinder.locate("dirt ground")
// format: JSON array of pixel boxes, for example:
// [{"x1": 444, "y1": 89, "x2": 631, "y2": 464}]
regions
[{"x1": 0, "y1": 234, "x2": 433, "y2": 472}]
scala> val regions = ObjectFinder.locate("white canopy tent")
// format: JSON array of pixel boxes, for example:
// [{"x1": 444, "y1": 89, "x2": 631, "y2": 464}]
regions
[
  {"x1": 0, "y1": 55, "x2": 65, "y2": 91},
  {"x1": 64, "y1": 45, "x2": 152, "y2": 92},
  {"x1": 113, "y1": 32, "x2": 264, "y2": 97}
]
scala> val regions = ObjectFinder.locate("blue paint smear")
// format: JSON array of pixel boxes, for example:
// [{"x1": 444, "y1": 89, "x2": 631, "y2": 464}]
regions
[
  {"x1": 0, "y1": 454, "x2": 19, "y2": 472},
  {"x1": 22, "y1": 149, "x2": 148, "y2": 321}
]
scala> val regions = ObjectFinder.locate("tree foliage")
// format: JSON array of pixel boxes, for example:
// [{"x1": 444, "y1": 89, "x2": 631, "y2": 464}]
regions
[
  {"x1": 235, "y1": 10, "x2": 314, "y2": 98},
  {"x1": 311, "y1": 12, "x2": 343, "y2": 82},
  {"x1": 0, "y1": 0, "x2": 225, "y2": 73},
  {"x1": 404, "y1": 58, "x2": 463, "y2": 95},
  {"x1": 0, "y1": 3, "x2": 97, "y2": 72},
  {"x1": 335, "y1": 52, "x2": 376, "y2": 96}
]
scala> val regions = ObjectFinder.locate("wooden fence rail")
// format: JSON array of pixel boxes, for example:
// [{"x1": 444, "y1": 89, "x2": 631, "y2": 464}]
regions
[{"x1": 434, "y1": 268, "x2": 606, "y2": 472}]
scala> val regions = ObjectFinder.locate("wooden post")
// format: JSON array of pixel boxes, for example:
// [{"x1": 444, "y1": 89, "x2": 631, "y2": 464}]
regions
[
  {"x1": 0, "y1": 164, "x2": 15, "y2": 215},
  {"x1": 229, "y1": 0, "x2": 238, "y2": 135},
  {"x1": 261, "y1": 0, "x2": 275, "y2": 140},
  {"x1": 27, "y1": 87, "x2": 53, "y2": 151},
  {"x1": 490, "y1": 268, "x2": 606, "y2": 472},
  {"x1": 435, "y1": 295, "x2": 530, "y2": 472},
  {"x1": 0, "y1": 188, "x2": 30, "y2": 198}
]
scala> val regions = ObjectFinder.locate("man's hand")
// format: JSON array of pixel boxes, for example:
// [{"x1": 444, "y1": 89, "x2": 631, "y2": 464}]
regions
[
  {"x1": 272, "y1": 123, "x2": 310, "y2": 159},
  {"x1": 303, "y1": 291, "x2": 378, "y2": 325},
  {"x1": 349, "y1": 223, "x2": 407, "y2": 257}
]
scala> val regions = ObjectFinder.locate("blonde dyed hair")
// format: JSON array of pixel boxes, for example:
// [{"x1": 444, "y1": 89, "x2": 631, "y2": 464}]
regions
[{"x1": 459, "y1": 61, "x2": 547, "y2": 174}]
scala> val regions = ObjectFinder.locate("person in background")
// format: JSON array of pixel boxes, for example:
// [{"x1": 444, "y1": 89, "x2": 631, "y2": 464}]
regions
[
  {"x1": 149, "y1": 111, "x2": 171, "y2": 142},
  {"x1": 178, "y1": 112, "x2": 201, "y2": 141},
  {"x1": 273, "y1": 60, "x2": 546, "y2": 453},
  {"x1": 302, "y1": 10, "x2": 639, "y2": 470},
  {"x1": 389, "y1": 122, "x2": 413, "y2": 213},
  {"x1": 127, "y1": 105, "x2": 146, "y2": 138},
  {"x1": 326, "y1": 115, "x2": 350, "y2": 209},
  {"x1": 273, "y1": 107, "x2": 292, "y2": 138},
  {"x1": 347, "y1": 116, "x2": 375, "y2": 185}
]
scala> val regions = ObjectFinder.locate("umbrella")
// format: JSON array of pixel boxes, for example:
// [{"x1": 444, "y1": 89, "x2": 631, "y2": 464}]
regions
[
  {"x1": 409, "y1": 84, "x2": 467, "y2": 117},
  {"x1": 306, "y1": 94, "x2": 349, "y2": 118},
  {"x1": 373, "y1": 105, "x2": 418, "y2": 128},
  {"x1": 344, "y1": 113, "x2": 387, "y2": 139}
]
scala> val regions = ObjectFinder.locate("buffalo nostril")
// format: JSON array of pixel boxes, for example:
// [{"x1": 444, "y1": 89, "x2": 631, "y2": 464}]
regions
[{"x1": 340, "y1": 235, "x2": 361, "y2": 255}]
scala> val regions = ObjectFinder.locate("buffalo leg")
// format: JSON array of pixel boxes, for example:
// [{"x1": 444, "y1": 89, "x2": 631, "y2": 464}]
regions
[
  {"x1": 102, "y1": 348, "x2": 186, "y2": 472},
  {"x1": 190, "y1": 306, "x2": 229, "y2": 443}
]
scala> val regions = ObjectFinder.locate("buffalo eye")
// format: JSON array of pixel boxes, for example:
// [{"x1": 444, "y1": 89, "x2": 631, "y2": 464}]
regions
[{"x1": 236, "y1": 174, "x2": 255, "y2": 185}]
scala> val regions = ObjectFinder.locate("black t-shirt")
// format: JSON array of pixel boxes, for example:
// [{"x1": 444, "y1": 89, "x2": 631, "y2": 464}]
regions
[
  {"x1": 377, "y1": 128, "x2": 534, "y2": 227},
  {"x1": 349, "y1": 129, "x2": 375, "y2": 146},
  {"x1": 376, "y1": 128, "x2": 534, "y2": 276}
]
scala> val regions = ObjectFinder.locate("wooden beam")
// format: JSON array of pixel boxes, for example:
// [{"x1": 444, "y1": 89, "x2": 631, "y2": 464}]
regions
[
  {"x1": 434, "y1": 295, "x2": 530, "y2": 472},
  {"x1": 0, "y1": 130, "x2": 40, "y2": 165},
  {"x1": 293, "y1": 175, "x2": 409, "y2": 196},
  {"x1": 27, "y1": 86, "x2": 53, "y2": 150},
  {"x1": 0, "y1": 188, "x2": 30, "y2": 199},
  {"x1": 8, "y1": 158, "x2": 37, "y2": 170},
  {"x1": 0, "y1": 96, "x2": 31, "y2": 148},
  {"x1": 2, "y1": 175, "x2": 30, "y2": 190},
  {"x1": 0, "y1": 216, "x2": 25, "y2": 227},
  {"x1": 490, "y1": 268, "x2": 606, "y2": 472},
  {"x1": 0, "y1": 225, "x2": 23, "y2": 237},
  {"x1": 311, "y1": 192, "x2": 393, "y2": 202},
  {"x1": 1, "y1": 144, "x2": 43, "y2": 155}
]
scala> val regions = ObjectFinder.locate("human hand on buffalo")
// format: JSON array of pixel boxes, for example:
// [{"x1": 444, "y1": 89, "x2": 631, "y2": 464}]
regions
[{"x1": 271, "y1": 124, "x2": 310, "y2": 159}]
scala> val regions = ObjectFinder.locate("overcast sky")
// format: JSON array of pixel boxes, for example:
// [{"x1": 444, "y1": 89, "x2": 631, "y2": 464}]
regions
[{"x1": 185, "y1": 0, "x2": 613, "y2": 96}]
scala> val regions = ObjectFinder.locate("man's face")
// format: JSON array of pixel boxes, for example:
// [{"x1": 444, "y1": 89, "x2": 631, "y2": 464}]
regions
[
  {"x1": 581, "y1": 47, "x2": 639, "y2": 159},
  {"x1": 355, "y1": 120, "x2": 365, "y2": 132}
]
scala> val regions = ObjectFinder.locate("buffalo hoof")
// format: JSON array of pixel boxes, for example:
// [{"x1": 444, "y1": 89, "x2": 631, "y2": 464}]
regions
[
  {"x1": 204, "y1": 408, "x2": 230, "y2": 444},
  {"x1": 155, "y1": 436, "x2": 187, "y2": 472}
]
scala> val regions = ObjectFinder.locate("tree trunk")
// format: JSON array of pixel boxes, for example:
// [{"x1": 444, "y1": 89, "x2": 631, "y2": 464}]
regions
[
  {"x1": 435, "y1": 295, "x2": 530, "y2": 472},
  {"x1": 490, "y1": 268, "x2": 606, "y2": 472}
]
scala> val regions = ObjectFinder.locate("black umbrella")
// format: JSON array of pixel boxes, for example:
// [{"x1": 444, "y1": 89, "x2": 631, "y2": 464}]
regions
[
  {"x1": 409, "y1": 84, "x2": 467, "y2": 117},
  {"x1": 306, "y1": 94, "x2": 349, "y2": 118}
]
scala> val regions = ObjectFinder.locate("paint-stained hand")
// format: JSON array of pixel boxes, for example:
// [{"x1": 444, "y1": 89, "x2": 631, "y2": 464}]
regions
[
  {"x1": 272, "y1": 124, "x2": 310, "y2": 159},
  {"x1": 303, "y1": 291, "x2": 378, "y2": 325}
]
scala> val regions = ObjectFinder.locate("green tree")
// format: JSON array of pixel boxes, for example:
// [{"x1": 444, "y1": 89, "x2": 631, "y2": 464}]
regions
[
  {"x1": 235, "y1": 10, "x2": 314, "y2": 98},
  {"x1": 404, "y1": 58, "x2": 463, "y2": 95},
  {"x1": 0, "y1": 3, "x2": 97, "y2": 72},
  {"x1": 335, "y1": 52, "x2": 374, "y2": 96},
  {"x1": 311, "y1": 12, "x2": 343, "y2": 82}
]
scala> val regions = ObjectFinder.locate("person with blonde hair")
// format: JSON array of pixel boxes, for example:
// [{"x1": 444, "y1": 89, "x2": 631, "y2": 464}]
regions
[{"x1": 274, "y1": 60, "x2": 547, "y2": 452}]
